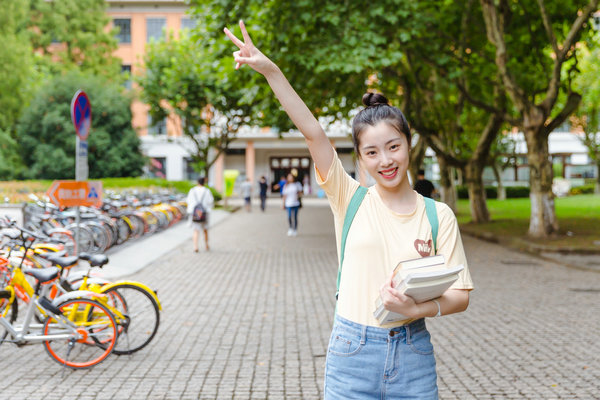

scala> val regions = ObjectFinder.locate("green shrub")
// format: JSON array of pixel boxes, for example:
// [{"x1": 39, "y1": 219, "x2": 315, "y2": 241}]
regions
[
  {"x1": 456, "y1": 185, "x2": 529, "y2": 199},
  {"x1": 208, "y1": 186, "x2": 223, "y2": 203},
  {"x1": 457, "y1": 185, "x2": 469, "y2": 199},
  {"x1": 569, "y1": 184, "x2": 595, "y2": 195},
  {"x1": 505, "y1": 186, "x2": 530, "y2": 198},
  {"x1": 456, "y1": 185, "x2": 498, "y2": 199},
  {"x1": 100, "y1": 177, "x2": 223, "y2": 202}
]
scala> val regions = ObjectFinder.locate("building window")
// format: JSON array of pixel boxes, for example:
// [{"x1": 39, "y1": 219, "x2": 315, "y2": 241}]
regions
[
  {"x1": 555, "y1": 120, "x2": 571, "y2": 133},
  {"x1": 148, "y1": 157, "x2": 166, "y2": 179},
  {"x1": 114, "y1": 18, "x2": 131, "y2": 43},
  {"x1": 148, "y1": 115, "x2": 167, "y2": 136},
  {"x1": 181, "y1": 17, "x2": 197, "y2": 31},
  {"x1": 121, "y1": 65, "x2": 132, "y2": 90},
  {"x1": 184, "y1": 158, "x2": 200, "y2": 180},
  {"x1": 147, "y1": 18, "x2": 166, "y2": 42}
]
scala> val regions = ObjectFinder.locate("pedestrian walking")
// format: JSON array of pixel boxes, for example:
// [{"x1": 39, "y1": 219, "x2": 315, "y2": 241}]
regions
[
  {"x1": 240, "y1": 177, "x2": 253, "y2": 212},
  {"x1": 276, "y1": 175, "x2": 287, "y2": 197},
  {"x1": 258, "y1": 176, "x2": 268, "y2": 211},
  {"x1": 186, "y1": 177, "x2": 214, "y2": 252},
  {"x1": 414, "y1": 169, "x2": 436, "y2": 198},
  {"x1": 225, "y1": 21, "x2": 473, "y2": 399},
  {"x1": 281, "y1": 173, "x2": 302, "y2": 236}
]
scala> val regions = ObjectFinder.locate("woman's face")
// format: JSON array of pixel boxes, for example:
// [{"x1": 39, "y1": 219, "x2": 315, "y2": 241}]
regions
[
  {"x1": 287, "y1": 173, "x2": 294, "y2": 182},
  {"x1": 357, "y1": 122, "x2": 410, "y2": 190}
]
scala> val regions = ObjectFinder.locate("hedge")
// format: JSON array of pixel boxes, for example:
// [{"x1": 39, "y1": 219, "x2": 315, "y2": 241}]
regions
[
  {"x1": 456, "y1": 185, "x2": 530, "y2": 199},
  {"x1": 569, "y1": 184, "x2": 596, "y2": 195}
]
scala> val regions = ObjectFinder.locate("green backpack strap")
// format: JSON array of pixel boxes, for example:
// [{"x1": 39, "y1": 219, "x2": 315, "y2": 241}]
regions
[
  {"x1": 423, "y1": 197, "x2": 439, "y2": 254},
  {"x1": 336, "y1": 186, "x2": 368, "y2": 302}
]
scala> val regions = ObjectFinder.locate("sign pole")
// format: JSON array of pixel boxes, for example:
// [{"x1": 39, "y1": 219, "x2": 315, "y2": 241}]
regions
[
  {"x1": 75, "y1": 135, "x2": 81, "y2": 255},
  {"x1": 71, "y1": 90, "x2": 91, "y2": 256}
]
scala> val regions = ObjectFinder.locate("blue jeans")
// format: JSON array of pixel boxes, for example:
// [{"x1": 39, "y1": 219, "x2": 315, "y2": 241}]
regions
[
  {"x1": 287, "y1": 205, "x2": 299, "y2": 229},
  {"x1": 324, "y1": 315, "x2": 438, "y2": 399}
]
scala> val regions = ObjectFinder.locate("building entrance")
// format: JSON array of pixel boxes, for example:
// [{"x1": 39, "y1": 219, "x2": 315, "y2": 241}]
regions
[{"x1": 269, "y1": 156, "x2": 311, "y2": 194}]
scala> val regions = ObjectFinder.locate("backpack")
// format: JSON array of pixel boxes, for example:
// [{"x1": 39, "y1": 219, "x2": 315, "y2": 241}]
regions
[
  {"x1": 335, "y1": 186, "x2": 439, "y2": 303},
  {"x1": 191, "y1": 189, "x2": 208, "y2": 223}
]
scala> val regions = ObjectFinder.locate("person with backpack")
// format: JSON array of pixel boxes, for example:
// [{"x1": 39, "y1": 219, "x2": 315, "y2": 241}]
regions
[
  {"x1": 187, "y1": 177, "x2": 214, "y2": 252},
  {"x1": 225, "y1": 21, "x2": 473, "y2": 399}
]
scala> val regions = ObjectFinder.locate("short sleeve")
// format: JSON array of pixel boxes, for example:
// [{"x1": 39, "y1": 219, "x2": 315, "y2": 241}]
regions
[{"x1": 315, "y1": 150, "x2": 360, "y2": 216}]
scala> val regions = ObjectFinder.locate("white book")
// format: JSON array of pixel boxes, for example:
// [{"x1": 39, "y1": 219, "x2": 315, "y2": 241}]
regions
[{"x1": 374, "y1": 264, "x2": 464, "y2": 324}]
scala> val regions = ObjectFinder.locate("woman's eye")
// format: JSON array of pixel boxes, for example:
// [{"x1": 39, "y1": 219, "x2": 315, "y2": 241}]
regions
[{"x1": 390, "y1": 144, "x2": 399, "y2": 150}]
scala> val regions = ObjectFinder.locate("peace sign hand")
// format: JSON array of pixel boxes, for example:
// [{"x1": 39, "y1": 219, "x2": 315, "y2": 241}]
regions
[{"x1": 224, "y1": 20, "x2": 276, "y2": 75}]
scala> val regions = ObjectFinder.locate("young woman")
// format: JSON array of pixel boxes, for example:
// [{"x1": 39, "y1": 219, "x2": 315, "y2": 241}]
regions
[
  {"x1": 225, "y1": 21, "x2": 473, "y2": 399},
  {"x1": 281, "y1": 172, "x2": 302, "y2": 236}
]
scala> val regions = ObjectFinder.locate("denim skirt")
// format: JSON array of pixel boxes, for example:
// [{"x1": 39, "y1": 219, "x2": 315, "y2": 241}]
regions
[{"x1": 324, "y1": 315, "x2": 438, "y2": 399}]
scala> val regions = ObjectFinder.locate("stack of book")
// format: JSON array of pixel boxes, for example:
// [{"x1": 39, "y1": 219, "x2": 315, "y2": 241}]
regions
[{"x1": 373, "y1": 254, "x2": 464, "y2": 324}]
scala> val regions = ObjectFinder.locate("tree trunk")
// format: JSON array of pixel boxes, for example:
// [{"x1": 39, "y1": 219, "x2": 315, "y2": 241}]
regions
[
  {"x1": 464, "y1": 161, "x2": 490, "y2": 223},
  {"x1": 409, "y1": 136, "x2": 427, "y2": 185},
  {"x1": 491, "y1": 162, "x2": 506, "y2": 200},
  {"x1": 437, "y1": 155, "x2": 457, "y2": 212},
  {"x1": 524, "y1": 129, "x2": 559, "y2": 237}
]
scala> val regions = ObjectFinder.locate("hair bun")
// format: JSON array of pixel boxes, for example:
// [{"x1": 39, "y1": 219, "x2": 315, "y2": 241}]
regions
[{"x1": 362, "y1": 92, "x2": 389, "y2": 107}]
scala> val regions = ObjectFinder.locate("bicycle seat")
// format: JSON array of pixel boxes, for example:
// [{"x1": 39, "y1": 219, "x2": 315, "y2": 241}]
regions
[
  {"x1": 43, "y1": 254, "x2": 79, "y2": 268},
  {"x1": 23, "y1": 267, "x2": 60, "y2": 283},
  {"x1": 38, "y1": 249, "x2": 67, "y2": 257},
  {"x1": 79, "y1": 253, "x2": 109, "y2": 267},
  {"x1": 2, "y1": 230, "x2": 20, "y2": 240}
]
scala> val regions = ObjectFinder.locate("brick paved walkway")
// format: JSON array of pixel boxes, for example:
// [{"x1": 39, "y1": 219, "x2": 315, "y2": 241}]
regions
[{"x1": 1, "y1": 202, "x2": 599, "y2": 399}]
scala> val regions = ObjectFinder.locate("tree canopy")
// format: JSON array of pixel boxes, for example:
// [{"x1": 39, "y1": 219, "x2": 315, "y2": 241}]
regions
[
  {"x1": 138, "y1": 31, "x2": 258, "y2": 176},
  {"x1": 16, "y1": 71, "x2": 145, "y2": 179}
]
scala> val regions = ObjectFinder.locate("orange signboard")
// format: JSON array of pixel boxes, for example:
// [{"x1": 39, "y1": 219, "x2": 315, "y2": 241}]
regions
[{"x1": 46, "y1": 180, "x2": 103, "y2": 208}]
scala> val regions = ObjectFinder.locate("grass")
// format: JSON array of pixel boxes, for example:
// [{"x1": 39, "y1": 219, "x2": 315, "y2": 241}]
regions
[
  {"x1": 456, "y1": 194, "x2": 600, "y2": 251},
  {"x1": 0, "y1": 178, "x2": 195, "y2": 203}
]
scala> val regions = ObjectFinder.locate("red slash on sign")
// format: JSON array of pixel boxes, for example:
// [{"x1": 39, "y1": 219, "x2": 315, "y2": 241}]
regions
[
  {"x1": 71, "y1": 90, "x2": 91, "y2": 141},
  {"x1": 46, "y1": 181, "x2": 103, "y2": 208}
]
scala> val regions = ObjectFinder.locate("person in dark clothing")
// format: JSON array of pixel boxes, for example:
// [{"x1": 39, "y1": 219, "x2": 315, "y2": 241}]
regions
[
  {"x1": 413, "y1": 169, "x2": 436, "y2": 198},
  {"x1": 258, "y1": 176, "x2": 268, "y2": 211}
]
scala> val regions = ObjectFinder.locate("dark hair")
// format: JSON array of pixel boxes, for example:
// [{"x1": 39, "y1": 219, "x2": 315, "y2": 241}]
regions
[
  {"x1": 351, "y1": 93, "x2": 411, "y2": 157},
  {"x1": 197, "y1": 177, "x2": 206, "y2": 185},
  {"x1": 418, "y1": 169, "x2": 425, "y2": 176}
]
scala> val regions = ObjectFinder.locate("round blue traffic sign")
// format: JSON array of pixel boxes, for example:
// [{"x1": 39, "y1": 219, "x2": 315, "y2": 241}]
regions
[{"x1": 71, "y1": 90, "x2": 91, "y2": 140}]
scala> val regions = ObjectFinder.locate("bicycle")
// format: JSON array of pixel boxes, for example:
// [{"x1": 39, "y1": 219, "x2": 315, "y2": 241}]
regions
[
  {"x1": 2, "y1": 217, "x2": 161, "y2": 355},
  {"x1": 0, "y1": 265, "x2": 117, "y2": 369}
]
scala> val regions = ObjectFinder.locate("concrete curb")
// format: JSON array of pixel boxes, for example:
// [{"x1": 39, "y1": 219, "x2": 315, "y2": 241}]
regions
[
  {"x1": 460, "y1": 228, "x2": 600, "y2": 273},
  {"x1": 98, "y1": 208, "x2": 231, "y2": 279}
]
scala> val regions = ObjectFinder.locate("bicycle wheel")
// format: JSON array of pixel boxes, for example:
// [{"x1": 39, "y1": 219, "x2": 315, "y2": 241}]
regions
[
  {"x1": 101, "y1": 284, "x2": 160, "y2": 355},
  {"x1": 115, "y1": 216, "x2": 131, "y2": 245},
  {"x1": 0, "y1": 288, "x2": 17, "y2": 343},
  {"x1": 43, "y1": 298, "x2": 117, "y2": 369},
  {"x1": 65, "y1": 224, "x2": 95, "y2": 254}
]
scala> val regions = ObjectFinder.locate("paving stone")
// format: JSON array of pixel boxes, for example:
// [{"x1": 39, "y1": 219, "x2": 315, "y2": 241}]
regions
[{"x1": 1, "y1": 202, "x2": 599, "y2": 399}]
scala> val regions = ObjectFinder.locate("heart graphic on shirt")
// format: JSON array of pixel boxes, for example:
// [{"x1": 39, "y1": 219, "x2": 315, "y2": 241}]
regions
[{"x1": 414, "y1": 239, "x2": 433, "y2": 257}]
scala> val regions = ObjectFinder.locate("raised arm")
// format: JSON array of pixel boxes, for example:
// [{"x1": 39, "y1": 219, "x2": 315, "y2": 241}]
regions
[{"x1": 224, "y1": 20, "x2": 334, "y2": 178}]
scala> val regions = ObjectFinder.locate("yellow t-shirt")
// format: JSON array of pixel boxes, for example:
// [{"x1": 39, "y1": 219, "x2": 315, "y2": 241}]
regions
[{"x1": 317, "y1": 151, "x2": 474, "y2": 328}]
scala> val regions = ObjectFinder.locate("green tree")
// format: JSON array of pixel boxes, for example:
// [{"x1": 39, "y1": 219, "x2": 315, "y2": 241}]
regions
[
  {"x1": 138, "y1": 32, "x2": 256, "y2": 177},
  {"x1": 572, "y1": 38, "x2": 600, "y2": 194},
  {"x1": 194, "y1": 0, "x2": 509, "y2": 222},
  {"x1": 28, "y1": 0, "x2": 120, "y2": 78},
  {"x1": 16, "y1": 71, "x2": 145, "y2": 179},
  {"x1": 0, "y1": 0, "x2": 37, "y2": 132},
  {"x1": 0, "y1": 129, "x2": 24, "y2": 179},
  {"x1": 479, "y1": 0, "x2": 599, "y2": 237}
]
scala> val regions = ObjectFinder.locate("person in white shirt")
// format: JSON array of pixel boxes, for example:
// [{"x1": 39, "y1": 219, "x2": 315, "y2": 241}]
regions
[
  {"x1": 282, "y1": 173, "x2": 302, "y2": 236},
  {"x1": 240, "y1": 177, "x2": 253, "y2": 212},
  {"x1": 186, "y1": 177, "x2": 214, "y2": 252}
]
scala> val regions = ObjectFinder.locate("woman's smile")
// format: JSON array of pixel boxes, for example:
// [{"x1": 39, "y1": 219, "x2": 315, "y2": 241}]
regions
[{"x1": 379, "y1": 167, "x2": 398, "y2": 179}]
